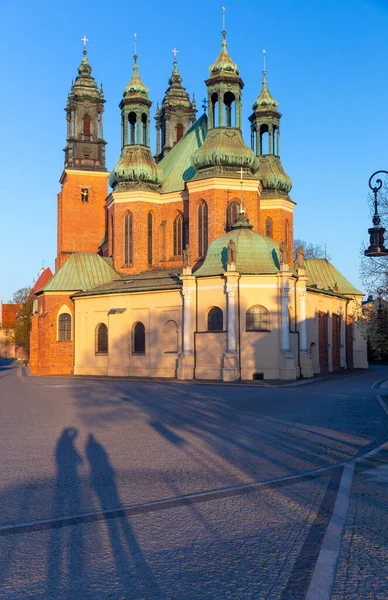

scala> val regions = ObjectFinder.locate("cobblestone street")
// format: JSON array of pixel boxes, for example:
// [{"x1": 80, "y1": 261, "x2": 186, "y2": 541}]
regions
[{"x1": 1, "y1": 360, "x2": 388, "y2": 599}]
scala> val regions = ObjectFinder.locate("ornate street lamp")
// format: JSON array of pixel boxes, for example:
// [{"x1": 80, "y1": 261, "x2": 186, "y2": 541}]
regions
[{"x1": 365, "y1": 170, "x2": 388, "y2": 256}]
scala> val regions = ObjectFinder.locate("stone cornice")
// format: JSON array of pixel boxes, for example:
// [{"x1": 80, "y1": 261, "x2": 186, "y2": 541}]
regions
[
  {"x1": 187, "y1": 177, "x2": 261, "y2": 193},
  {"x1": 108, "y1": 188, "x2": 188, "y2": 206},
  {"x1": 259, "y1": 197, "x2": 296, "y2": 212},
  {"x1": 60, "y1": 169, "x2": 109, "y2": 184}
]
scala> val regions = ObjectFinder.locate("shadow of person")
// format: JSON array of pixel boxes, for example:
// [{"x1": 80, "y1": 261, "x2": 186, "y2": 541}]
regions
[
  {"x1": 47, "y1": 427, "x2": 86, "y2": 598},
  {"x1": 86, "y1": 433, "x2": 163, "y2": 599}
]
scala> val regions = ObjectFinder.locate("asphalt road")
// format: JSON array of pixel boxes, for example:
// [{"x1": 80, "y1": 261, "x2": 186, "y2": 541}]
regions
[{"x1": 1, "y1": 360, "x2": 387, "y2": 599}]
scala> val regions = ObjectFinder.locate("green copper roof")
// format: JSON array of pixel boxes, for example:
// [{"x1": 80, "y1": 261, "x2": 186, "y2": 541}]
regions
[
  {"x1": 110, "y1": 145, "x2": 162, "y2": 191},
  {"x1": 123, "y1": 55, "x2": 149, "y2": 97},
  {"x1": 162, "y1": 60, "x2": 194, "y2": 110},
  {"x1": 74, "y1": 269, "x2": 182, "y2": 297},
  {"x1": 43, "y1": 253, "x2": 120, "y2": 292},
  {"x1": 305, "y1": 258, "x2": 363, "y2": 296},
  {"x1": 192, "y1": 127, "x2": 259, "y2": 175},
  {"x1": 158, "y1": 114, "x2": 208, "y2": 193},
  {"x1": 68, "y1": 50, "x2": 102, "y2": 101},
  {"x1": 257, "y1": 155, "x2": 292, "y2": 194},
  {"x1": 208, "y1": 32, "x2": 240, "y2": 79},
  {"x1": 195, "y1": 214, "x2": 280, "y2": 276},
  {"x1": 252, "y1": 71, "x2": 279, "y2": 111}
]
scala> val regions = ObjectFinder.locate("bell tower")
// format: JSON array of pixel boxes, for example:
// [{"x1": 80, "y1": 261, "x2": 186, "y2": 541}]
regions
[
  {"x1": 249, "y1": 53, "x2": 294, "y2": 264},
  {"x1": 56, "y1": 39, "x2": 109, "y2": 271},
  {"x1": 155, "y1": 51, "x2": 197, "y2": 162}
]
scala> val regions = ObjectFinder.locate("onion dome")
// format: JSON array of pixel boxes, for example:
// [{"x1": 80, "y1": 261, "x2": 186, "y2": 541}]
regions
[
  {"x1": 257, "y1": 155, "x2": 292, "y2": 195},
  {"x1": 208, "y1": 30, "x2": 240, "y2": 80},
  {"x1": 192, "y1": 127, "x2": 259, "y2": 176},
  {"x1": 68, "y1": 49, "x2": 102, "y2": 101},
  {"x1": 252, "y1": 70, "x2": 279, "y2": 111},
  {"x1": 162, "y1": 59, "x2": 194, "y2": 110},
  {"x1": 123, "y1": 55, "x2": 149, "y2": 97},
  {"x1": 195, "y1": 213, "x2": 280, "y2": 276},
  {"x1": 109, "y1": 146, "x2": 163, "y2": 191}
]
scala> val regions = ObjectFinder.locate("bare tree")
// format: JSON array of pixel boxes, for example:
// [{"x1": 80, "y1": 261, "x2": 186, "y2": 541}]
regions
[{"x1": 293, "y1": 239, "x2": 330, "y2": 263}]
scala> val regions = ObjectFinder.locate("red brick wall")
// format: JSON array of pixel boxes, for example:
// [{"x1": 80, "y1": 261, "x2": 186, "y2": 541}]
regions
[
  {"x1": 56, "y1": 171, "x2": 109, "y2": 271},
  {"x1": 260, "y1": 208, "x2": 294, "y2": 267},
  {"x1": 29, "y1": 295, "x2": 74, "y2": 375}
]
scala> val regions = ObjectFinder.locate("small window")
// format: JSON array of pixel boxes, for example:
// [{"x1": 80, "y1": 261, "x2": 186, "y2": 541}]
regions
[
  {"x1": 176, "y1": 123, "x2": 184, "y2": 142},
  {"x1": 246, "y1": 305, "x2": 270, "y2": 332},
  {"x1": 81, "y1": 188, "x2": 89, "y2": 202},
  {"x1": 133, "y1": 322, "x2": 146, "y2": 354},
  {"x1": 58, "y1": 313, "x2": 71, "y2": 341},
  {"x1": 207, "y1": 307, "x2": 223, "y2": 331},
  {"x1": 83, "y1": 114, "x2": 91, "y2": 136},
  {"x1": 95, "y1": 323, "x2": 108, "y2": 354}
]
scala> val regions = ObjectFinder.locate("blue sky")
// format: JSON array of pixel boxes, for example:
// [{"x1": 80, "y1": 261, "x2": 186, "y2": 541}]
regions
[{"x1": 1, "y1": 0, "x2": 387, "y2": 301}]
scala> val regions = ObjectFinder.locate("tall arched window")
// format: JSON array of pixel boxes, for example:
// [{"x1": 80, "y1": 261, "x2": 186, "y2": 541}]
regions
[
  {"x1": 133, "y1": 322, "x2": 146, "y2": 354},
  {"x1": 110, "y1": 214, "x2": 114, "y2": 256},
  {"x1": 226, "y1": 201, "x2": 246, "y2": 232},
  {"x1": 173, "y1": 213, "x2": 183, "y2": 256},
  {"x1": 128, "y1": 112, "x2": 136, "y2": 145},
  {"x1": 246, "y1": 305, "x2": 270, "y2": 332},
  {"x1": 58, "y1": 313, "x2": 71, "y2": 341},
  {"x1": 207, "y1": 307, "x2": 223, "y2": 331},
  {"x1": 265, "y1": 217, "x2": 273, "y2": 238},
  {"x1": 124, "y1": 212, "x2": 133, "y2": 265},
  {"x1": 83, "y1": 114, "x2": 91, "y2": 136},
  {"x1": 198, "y1": 201, "x2": 208, "y2": 257},
  {"x1": 176, "y1": 123, "x2": 184, "y2": 142},
  {"x1": 148, "y1": 212, "x2": 153, "y2": 265},
  {"x1": 224, "y1": 91, "x2": 235, "y2": 127},
  {"x1": 211, "y1": 92, "x2": 218, "y2": 127},
  {"x1": 285, "y1": 219, "x2": 290, "y2": 245},
  {"x1": 95, "y1": 323, "x2": 108, "y2": 354},
  {"x1": 141, "y1": 113, "x2": 147, "y2": 145}
]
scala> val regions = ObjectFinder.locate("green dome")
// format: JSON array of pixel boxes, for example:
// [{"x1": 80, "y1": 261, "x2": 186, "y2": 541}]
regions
[
  {"x1": 192, "y1": 127, "x2": 259, "y2": 175},
  {"x1": 208, "y1": 33, "x2": 240, "y2": 79},
  {"x1": 109, "y1": 146, "x2": 162, "y2": 191},
  {"x1": 257, "y1": 155, "x2": 292, "y2": 194},
  {"x1": 194, "y1": 214, "x2": 280, "y2": 276},
  {"x1": 162, "y1": 61, "x2": 193, "y2": 110},
  {"x1": 252, "y1": 71, "x2": 279, "y2": 111},
  {"x1": 68, "y1": 53, "x2": 101, "y2": 100},
  {"x1": 123, "y1": 56, "x2": 149, "y2": 97}
]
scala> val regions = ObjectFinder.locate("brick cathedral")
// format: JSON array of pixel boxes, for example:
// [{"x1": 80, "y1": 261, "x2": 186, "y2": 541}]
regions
[{"x1": 30, "y1": 33, "x2": 367, "y2": 380}]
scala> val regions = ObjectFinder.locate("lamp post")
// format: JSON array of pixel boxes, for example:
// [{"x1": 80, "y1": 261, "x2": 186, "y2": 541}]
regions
[{"x1": 365, "y1": 170, "x2": 388, "y2": 256}]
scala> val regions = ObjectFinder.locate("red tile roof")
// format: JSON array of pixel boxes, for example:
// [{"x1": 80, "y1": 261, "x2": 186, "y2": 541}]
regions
[{"x1": 31, "y1": 267, "x2": 53, "y2": 294}]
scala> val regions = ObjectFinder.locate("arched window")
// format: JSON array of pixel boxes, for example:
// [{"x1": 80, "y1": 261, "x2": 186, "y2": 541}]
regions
[
  {"x1": 246, "y1": 305, "x2": 270, "y2": 332},
  {"x1": 141, "y1": 113, "x2": 147, "y2": 145},
  {"x1": 133, "y1": 322, "x2": 146, "y2": 354},
  {"x1": 95, "y1": 323, "x2": 108, "y2": 354},
  {"x1": 110, "y1": 214, "x2": 114, "y2": 256},
  {"x1": 207, "y1": 307, "x2": 223, "y2": 331},
  {"x1": 198, "y1": 201, "x2": 208, "y2": 257},
  {"x1": 128, "y1": 112, "x2": 136, "y2": 145},
  {"x1": 224, "y1": 91, "x2": 235, "y2": 127},
  {"x1": 176, "y1": 123, "x2": 184, "y2": 142},
  {"x1": 58, "y1": 313, "x2": 71, "y2": 341},
  {"x1": 226, "y1": 201, "x2": 246, "y2": 232},
  {"x1": 260, "y1": 124, "x2": 269, "y2": 155},
  {"x1": 83, "y1": 114, "x2": 90, "y2": 136},
  {"x1": 148, "y1": 212, "x2": 153, "y2": 265},
  {"x1": 265, "y1": 217, "x2": 273, "y2": 238},
  {"x1": 211, "y1": 92, "x2": 218, "y2": 127},
  {"x1": 124, "y1": 212, "x2": 133, "y2": 265},
  {"x1": 173, "y1": 213, "x2": 183, "y2": 256},
  {"x1": 163, "y1": 320, "x2": 178, "y2": 353}
]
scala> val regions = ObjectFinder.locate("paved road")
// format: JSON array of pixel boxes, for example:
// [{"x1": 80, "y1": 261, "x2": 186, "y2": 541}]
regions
[{"x1": 1, "y1": 360, "x2": 388, "y2": 599}]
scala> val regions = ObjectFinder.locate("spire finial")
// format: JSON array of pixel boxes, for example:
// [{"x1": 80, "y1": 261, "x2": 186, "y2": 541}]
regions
[
  {"x1": 133, "y1": 33, "x2": 138, "y2": 67},
  {"x1": 81, "y1": 36, "x2": 89, "y2": 56},
  {"x1": 262, "y1": 49, "x2": 267, "y2": 84},
  {"x1": 171, "y1": 47, "x2": 178, "y2": 63},
  {"x1": 221, "y1": 7, "x2": 227, "y2": 45},
  {"x1": 238, "y1": 167, "x2": 246, "y2": 214}
]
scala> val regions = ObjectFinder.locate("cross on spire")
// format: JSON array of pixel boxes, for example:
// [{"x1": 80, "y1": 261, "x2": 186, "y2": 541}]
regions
[
  {"x1": 262, "y1": 49, "x2": 266, "y2": 72},
  {"x1": 222, "y1": 6, "x2": 226, "y2": 31},
  {"x1": 202, "y1": 97, "x2": 208, "y2": 113},
  {"x1": 238, "y1": 167, "x2": 246, "y2": 214},
  {"x1": 81, "y1": 36, "x2": 89, "y2": 54},
  {"x1": 134, "y1": 33, "x2": 138, "y2": 56},
  {"x1": 171, "y1": 47, "x2": 178, "y2": 62}
]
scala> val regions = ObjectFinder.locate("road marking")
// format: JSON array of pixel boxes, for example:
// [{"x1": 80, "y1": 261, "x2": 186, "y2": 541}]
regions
[
  {"x1": 305, "y1": 462, "x2": 355, "y2": 600},
  {"x1": 376, "y1": 394, "x2": 388, "y2": 417}
]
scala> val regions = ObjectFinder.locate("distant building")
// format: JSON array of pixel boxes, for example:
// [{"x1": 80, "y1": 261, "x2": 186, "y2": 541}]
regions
[
  {"x1": 30, "y1": 33, "x2": 367, "y2": 379},
  {"x1": 0, "y1": 302, "x2": 19, "y2": 358}
]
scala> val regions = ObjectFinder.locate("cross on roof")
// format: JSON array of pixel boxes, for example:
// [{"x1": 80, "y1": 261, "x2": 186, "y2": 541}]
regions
[
  {"x1": 171, "y1": 48, "x2": 178, "y2": 61},
  {"x1": 81, "y1": 36, "x2": 89, "y2": 52},
  {"x1": 202, "y1": 97, "x2": 208, "y2": 113}
]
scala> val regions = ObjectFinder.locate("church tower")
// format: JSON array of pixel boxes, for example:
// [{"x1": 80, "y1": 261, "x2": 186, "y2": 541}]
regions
[
  {"x1": 154, "y1": 52, "x2": 197, "y2": 162},
  {"x1": 56, "y1": 40, "x2": 109, "y2": 271},
  {"x1": 108, "y1": 45, "x2": 162, "y2": 273},
  {"x1": 190, "y1": 28, "x2": 260, "y2": 262},
  {"x1": 249, "y1": 57, "x2": 294, "y2": 264}
]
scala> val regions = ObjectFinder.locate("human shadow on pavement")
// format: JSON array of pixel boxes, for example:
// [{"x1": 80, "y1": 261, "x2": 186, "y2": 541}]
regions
[
  {"x1": 85, "y1": 433, "x2": 163, "y2": 599},
  {"x1": 46, "y1": 427, "x2": 86, "y2": 598}
]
